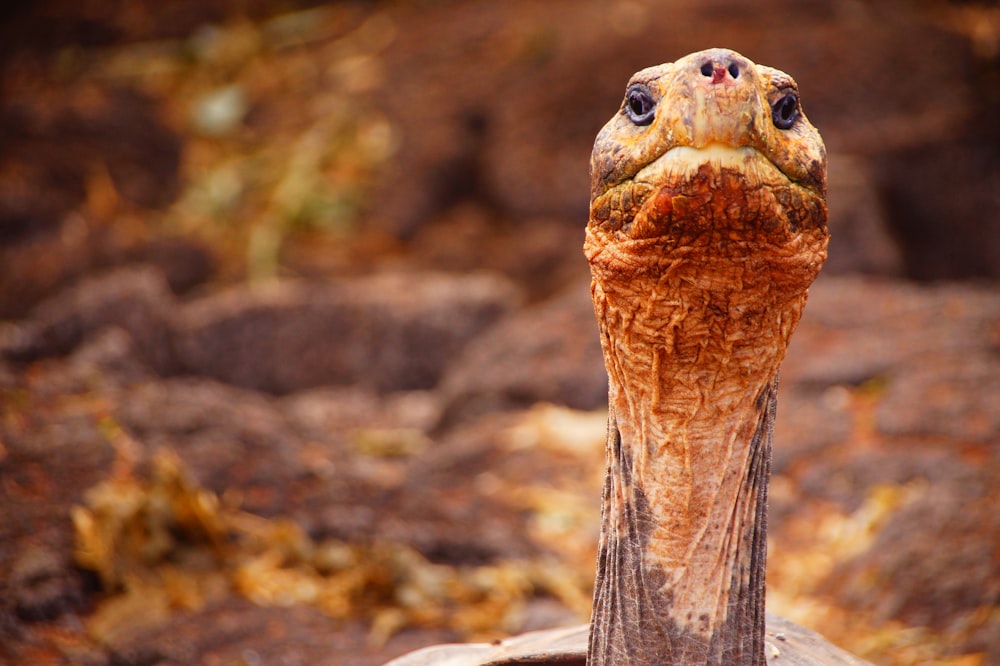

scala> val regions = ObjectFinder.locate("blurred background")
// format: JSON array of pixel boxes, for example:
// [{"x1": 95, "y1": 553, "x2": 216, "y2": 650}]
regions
[{"x1": 0, "y1": 0, "x2": 997, "y2": 664}]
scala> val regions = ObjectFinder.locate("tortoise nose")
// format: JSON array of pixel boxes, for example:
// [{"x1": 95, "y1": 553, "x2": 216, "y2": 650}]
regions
[{"x1": 699, "y1": 56, "x2": 742, "y2": 84}]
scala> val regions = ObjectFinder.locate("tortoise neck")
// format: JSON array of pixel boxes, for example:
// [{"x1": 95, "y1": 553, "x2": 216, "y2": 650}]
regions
[
  {"x1": 587, "y1": 379, "x2": 775, "y2": 666},
  {"x1": 584, "y1": 241, "x2": 810, "y2": 665}
]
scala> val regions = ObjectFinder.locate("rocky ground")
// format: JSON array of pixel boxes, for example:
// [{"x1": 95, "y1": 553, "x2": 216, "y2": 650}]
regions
[{"x1": 1, "y1": 1, "x2": 998, "y2": 664}]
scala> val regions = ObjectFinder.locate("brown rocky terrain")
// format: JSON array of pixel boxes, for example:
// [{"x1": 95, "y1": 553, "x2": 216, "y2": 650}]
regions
[{"x1": 1, "y1": 1, "x2": 998, "y2": 664}]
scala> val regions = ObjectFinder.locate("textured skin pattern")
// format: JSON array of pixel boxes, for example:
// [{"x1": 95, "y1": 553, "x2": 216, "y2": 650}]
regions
[{"x1": 584, "y1": 48, "x2": 828, "y2": 665}]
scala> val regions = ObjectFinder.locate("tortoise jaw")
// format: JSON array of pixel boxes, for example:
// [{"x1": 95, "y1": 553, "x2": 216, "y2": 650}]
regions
[
  {"x1": 634, "y1": 144, "x2": 780, "y2": 186},
  {"x1": 590, "y1": 143, "x2": 826, "y2": 245}
]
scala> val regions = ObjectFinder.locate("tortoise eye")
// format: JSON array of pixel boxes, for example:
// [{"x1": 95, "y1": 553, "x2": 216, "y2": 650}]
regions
[
  {"x1": 625, "y1": 85, "x2": 656, "y2": 125},
  {"x1": 771, "y1": 90, "x2": 800, "y2": 130}
]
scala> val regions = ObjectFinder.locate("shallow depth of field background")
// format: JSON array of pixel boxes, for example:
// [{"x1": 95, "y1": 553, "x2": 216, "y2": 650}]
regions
[{"x1": 0, "y1": 1, "x2": 997, "y2": 664}]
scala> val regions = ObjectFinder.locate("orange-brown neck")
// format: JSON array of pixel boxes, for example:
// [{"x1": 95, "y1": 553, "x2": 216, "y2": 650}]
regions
[{"x1": 584, "y1": 182, "x2": 825, "y2": 665}]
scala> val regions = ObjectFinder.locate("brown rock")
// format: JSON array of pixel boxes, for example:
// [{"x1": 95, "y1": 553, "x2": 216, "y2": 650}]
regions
[
  {"x1": 173, "y1": 272, "x2": 521, "y2": 394},
  {"x1": 438, "y1": 286, "x2": 606, "y2": 426},
  {"x1": 4, "y1": 265, "x2": 175, "y2": 373}
]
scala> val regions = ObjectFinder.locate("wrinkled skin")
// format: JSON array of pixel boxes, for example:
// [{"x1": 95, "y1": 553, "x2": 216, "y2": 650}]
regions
[{"x1": 585, "y1": 49, "x2": 828, "y2": 666}]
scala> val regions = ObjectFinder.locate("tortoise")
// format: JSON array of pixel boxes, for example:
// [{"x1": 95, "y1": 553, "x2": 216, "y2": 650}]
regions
[{"x1": 388, "y1": 49, "x2": 871, "y2": 666}]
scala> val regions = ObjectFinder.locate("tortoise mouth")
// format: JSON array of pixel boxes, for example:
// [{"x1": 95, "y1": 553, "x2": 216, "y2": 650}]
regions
[
  {"x1": 633, "y1": 144, "x2": 786, "y2": 190},
  {"x1": 589, "y1": 143, "x2": 827, "y2": 244}
]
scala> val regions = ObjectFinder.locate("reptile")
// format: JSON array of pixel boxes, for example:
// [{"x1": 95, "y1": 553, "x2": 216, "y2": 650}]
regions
[{"x1": 387, "y1": 48, "x2": 869, "y2": 666}]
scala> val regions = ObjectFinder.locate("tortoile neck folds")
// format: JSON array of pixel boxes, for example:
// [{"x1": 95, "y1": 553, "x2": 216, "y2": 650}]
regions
[{"x1": 586, "y1": 245, "x2": 805, "y2": 664}]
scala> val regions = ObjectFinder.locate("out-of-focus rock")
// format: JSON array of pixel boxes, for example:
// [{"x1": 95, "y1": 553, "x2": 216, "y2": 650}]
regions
[
  {"x1": 784, "y1": 276, "x2": 1000, "y2": 389},
  {"x1": 115, "y1": 378, "x2": 304, "y2": 507},
  {"x1": 771, "y1": 387, "x2": 854, "y2": 476},
  {"x1": 823, "y1": 458, "x2": 999, "y2": 655},
  {"x1": 779, "y1": 275, "x2": 999, "y2": 504},
  {"x1": 0, "y1": 223, "x2": 216, "y2": 321},
  {"x1": 282, "y1": 386, "x2": 441, "y2": 451},
  {"x1": 99, "y1": 596, "x2": 456, "y2": 666},
  {"x1": 875, "y1": 353, "x2": 1000, "y2": 444},
  {"x1": 4, "y1": 265, "x2": 176, "y2": 373},
  {"x1": 437, "y1": 286, "x2": 606, "y2": 426},
  {"x1": 173, "y1": 271, "x2": 521, "y2": 394}
]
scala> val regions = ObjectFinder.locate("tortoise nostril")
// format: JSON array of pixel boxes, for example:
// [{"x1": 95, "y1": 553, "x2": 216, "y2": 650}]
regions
[{"x1": 701, "y1": 59, "x2": 741, "y2": 83}]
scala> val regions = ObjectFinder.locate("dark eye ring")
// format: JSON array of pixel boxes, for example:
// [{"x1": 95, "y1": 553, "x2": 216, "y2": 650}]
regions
[
  {"x1": 771, "y1": 90, "x2": 800, "y2": 130},
  {"x1": 625, "y1": 85, "x2": 656, "y2": 125}
]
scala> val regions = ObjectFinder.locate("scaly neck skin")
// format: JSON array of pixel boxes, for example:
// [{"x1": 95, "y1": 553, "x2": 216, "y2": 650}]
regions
[{"x1": 585, "y1": 234, "x2": 814, "y2": 666}]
